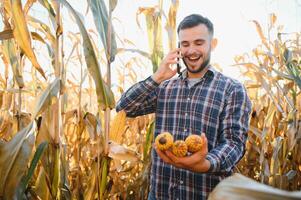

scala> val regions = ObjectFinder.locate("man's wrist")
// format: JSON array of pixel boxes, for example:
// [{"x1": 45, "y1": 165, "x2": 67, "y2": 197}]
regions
[
  {"x1": 189, "y1": 159, "x2": 211, "y2": 173},
  {"x1": 203, "y1": 159, "x2": 211, "y2": 172},
  {"x1": 151, "y1": 73, "x2": 164, "y2": 84}
]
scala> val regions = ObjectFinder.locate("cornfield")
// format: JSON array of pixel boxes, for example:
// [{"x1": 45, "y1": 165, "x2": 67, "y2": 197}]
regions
[{"x1": 0, "y1": 0, "x2": 300, "y2": 200}]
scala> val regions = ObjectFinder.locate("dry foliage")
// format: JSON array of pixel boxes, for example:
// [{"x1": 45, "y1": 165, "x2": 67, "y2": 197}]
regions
[{"x1": 235, "y1": 15, "x2": 301, "y2": 191}]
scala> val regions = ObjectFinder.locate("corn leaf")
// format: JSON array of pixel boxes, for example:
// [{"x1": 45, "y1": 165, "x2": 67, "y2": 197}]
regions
[
  {"x1": 137, "y1": 5, "x2": 163, "y2": 72},
  {"x1": 51, "y1": 145, "x2": 60, "y2": 199},
  {"x1": 270, "y1": 137, "x2": 283, "y2": 176},
  {"x1": 58, "y1": 0, "x2": 115, "y2": 110},
  {"x1": 99, "y1": 157, "x2": 109, "y2": 199},
  {"x1": 84, "y1": 112, "x2": 103, "y2": 142},
  {"x1": 108, "y1": 140, "x2": 140, "y2": 162},
  {"x1": 109, "y1": 0, "x2": 117, "y2": 12},
  {"x1": 16, "y1": 141, "x2": 48, "y2": 199},
  {"x1": 0, "y1": 29, "x2": 14, "y2": 40},
  {"x1": 32, "y1": 78, "x2": 61, "y2": 118},
  {"x1": 34, "y1": 167, "x2": 50, "y2": 200},
  {"x1": 84, "y1": 162, "x2": 98, "y2": 200},
  {"x1": 24, "y1": 0, "x2": 37, "y2": 14},
  {"x1": 90, "y1": 0, "x2": 117, "y2": 62},
  {"x1": 0, "y1": 121, "x2": 37, "y2": 199},
  {"x1": 1, "y1": 91, "x2": 13, "y2": 110},
  {"x1": 286, "y1": 62, "x2": 301, "y2": 91},
  {"x1": 117, "y1": 48, "x2": 151, "y2": 59},
  {"x1": 38, "y1": 0, "x2": 56, "y2": 17},
  {"x1": 27, "y1": 15, "x2": 56, "y2": 47},
  {"x1": 165, "y1": 0, "x2": 179, "y2": 50},
  {"x1": 10, "y1": 0, "x2": 47, "y2": 80},
  {"x1": 2, "y1": 39, "x2": 25, "y2": 88},
  {"x1": 208, "y1": 173, "x2": 301, "y2": 200},
  {"x1": 269, "y1": 13, "x2": 277, "y2": 31},
  {"x1": 143, "y1": 120, "x2": 154, "y2": 161},
  {"x1": 252, "y1": 20, "x2": 270, "y2": 51},
  {"x1": 0, "y1": 91, "x2": 3, "y2": 108}
]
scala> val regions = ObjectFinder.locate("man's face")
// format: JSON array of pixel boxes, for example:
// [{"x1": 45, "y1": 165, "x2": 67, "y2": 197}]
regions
[{"x1": 178, "y1": 24, "x2": 213, "y2": 75}]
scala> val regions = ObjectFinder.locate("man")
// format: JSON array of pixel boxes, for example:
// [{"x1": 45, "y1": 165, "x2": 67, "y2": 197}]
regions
[{"x1": 116, "y1": 14, "x2": 252, "y2": 199}]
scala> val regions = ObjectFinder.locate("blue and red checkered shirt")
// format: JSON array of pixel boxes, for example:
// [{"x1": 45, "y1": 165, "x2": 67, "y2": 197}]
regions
[{"x1": 116, "y1": 67, "x2": 252, "y2": 199}]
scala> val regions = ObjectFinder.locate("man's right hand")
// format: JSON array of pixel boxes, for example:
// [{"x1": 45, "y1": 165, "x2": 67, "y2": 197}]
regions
[{"x1": 152, "y1": 48, "x2": 181, "y2": 84}]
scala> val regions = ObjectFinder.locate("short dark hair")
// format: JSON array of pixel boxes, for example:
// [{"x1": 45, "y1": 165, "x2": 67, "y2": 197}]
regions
[{"x1": 177, "y1": 14, "x2": 214, "y2": 36}]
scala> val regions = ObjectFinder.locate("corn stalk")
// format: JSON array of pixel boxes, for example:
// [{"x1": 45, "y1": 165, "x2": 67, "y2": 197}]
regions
[{"x1": 235, "y1": 15, "x2": 301, "y2": 190}]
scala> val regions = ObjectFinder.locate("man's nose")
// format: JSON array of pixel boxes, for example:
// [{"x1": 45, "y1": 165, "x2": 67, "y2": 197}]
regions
[{"x1": 186, "y1": 47, "x2": 198, "y2": 55}]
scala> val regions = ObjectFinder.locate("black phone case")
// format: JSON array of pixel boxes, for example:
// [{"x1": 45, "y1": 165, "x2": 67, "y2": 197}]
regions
[{"x1": 177, "y1": 42, "x2": 181, "y2": 74}]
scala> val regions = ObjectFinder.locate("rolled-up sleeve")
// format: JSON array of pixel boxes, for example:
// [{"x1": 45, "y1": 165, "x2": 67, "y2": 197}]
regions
[
  {"x1": 206, "y1": 83, "x2": 252, "y2": 173},
  {"x1": 116, "y1": 76, "x2": 159, "y2": 117}
]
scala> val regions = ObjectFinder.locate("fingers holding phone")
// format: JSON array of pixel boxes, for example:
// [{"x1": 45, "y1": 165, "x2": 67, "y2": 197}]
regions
[
  {"x1": 152, "y1": 48, "x2": 181, "y2": 83},
  {"x1": 177, "y1": 43, "x2": 183, "y2": 75}
]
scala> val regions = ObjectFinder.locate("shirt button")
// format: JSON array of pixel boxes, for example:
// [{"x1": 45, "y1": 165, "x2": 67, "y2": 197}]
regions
[
  {"x1": 184, "y1": 129, "x2": 187, "y2": 132},
  {"x1": 180, "y1": 180, "x2": 184, "y2": 184},
  {"x1": 187, "y1": 97, "x2": 190, "y2": 101},
  {"x1": 185, "y1": 113, "x2": 188, "y2": 116}
]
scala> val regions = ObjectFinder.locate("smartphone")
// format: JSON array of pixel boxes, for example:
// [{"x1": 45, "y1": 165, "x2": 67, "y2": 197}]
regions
[{"x1": 177, "y1": 42, "x2": 182, "y2": 75}]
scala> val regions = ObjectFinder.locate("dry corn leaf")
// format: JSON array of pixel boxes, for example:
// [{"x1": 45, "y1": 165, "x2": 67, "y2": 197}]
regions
[
  {"x1": 252, "y1": 20, "x2": 270, "y2": 51},
  {"x1": 90, "y1": 0, "x2": 117, "y2": 62},
  {"x1": 24, "y1": 0, "x2": 37, "y2": 14},
  {"x1": 208, "y1": 173, "x2": 301, "y2": 200},
  {"x1": 2, "y1": 39, "x2": 25, "y2": 88},
  {"x1": 84, "y1": 162, "x2": 98, "y2": 200},
  {"x1": 32, "y1": 78, "x2": 61, "y2": 118},
  {"x1": 1, "y1": 91, "x2": 12, "y2": 110},
  {"x1": 0, "y1": 29, "x2": 14, "y2": 40},
  {"x1": 165, "y1": 0, "x2": 179, "y2": 50},
  {"x1": 287, "y1": 123, "x2": 297, "y2": 151},
  {"x1": 58, "y1": 0, "x2": 115, "y2": 110},
  {"x1": 0, "y1": 121, "x2": 36, "y2": 199},
  {"x1": 137, "y1": 5, "x2": 163, "y2": 72},
  {"x1": 269, "y1": 13, "x2": 277, "y2": 31},
  {"x1": 38, "y1": 0, "x2": 56, "y2": 18},
  {"x1": 0, "y1": 110, "x2": 14, "y2": 140},
  {"x1": 34, "y1": 167, "x2": 50, "y2": 200},
  {"x1": 27, "y1": 16, "x2": 55, "y2": 47},
  {"x1": 11, "y1": 0, "x2": 46, "y2": 80},
  {"x1": 84, "y1": 112, "x2": 102, "y2": 141},
  {"x1": 117, "y1": 48, "x2": 151, "y2": 59},
  {"x1": 264, "y1": 104, "x2": 276, "y2": 128},
  {"x1": 0, "y1": 91, "x2": 3, "y2": 108},
  {"x1": 270, "y1": 137, "x2": 283, "y2": 176},
  {"x1": 108, "y1": 140, "x2": 140, "y2": 162}
]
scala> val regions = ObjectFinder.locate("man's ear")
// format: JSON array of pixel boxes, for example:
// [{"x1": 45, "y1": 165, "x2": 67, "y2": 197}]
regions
[{"x1": 211, "y1": 38, "x2": 218, "y2": 50}]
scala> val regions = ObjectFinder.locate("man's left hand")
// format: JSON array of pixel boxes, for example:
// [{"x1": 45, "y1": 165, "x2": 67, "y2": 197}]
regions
[{"x1": 154, "y1": 133, "x2": 211, "y2": 172}]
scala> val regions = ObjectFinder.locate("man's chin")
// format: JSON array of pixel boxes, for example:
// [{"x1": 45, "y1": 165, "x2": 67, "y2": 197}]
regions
[{"x1": 187, "y1": 65, "x2": 205, "y2": 73}]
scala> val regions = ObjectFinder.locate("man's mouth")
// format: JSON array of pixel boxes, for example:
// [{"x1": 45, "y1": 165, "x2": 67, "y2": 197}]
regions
[{"x1": 186, "y1": 55, "x2": 202, "y2": 62}]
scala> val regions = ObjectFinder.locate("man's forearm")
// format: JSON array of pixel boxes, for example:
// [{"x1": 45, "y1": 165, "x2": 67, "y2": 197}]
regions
[
  {"x1": 116, "y1": 76, "x2": 158, "y2": 117},
  {"x1": 186, "y1": 159, "x2": 211, "y2": 173}
]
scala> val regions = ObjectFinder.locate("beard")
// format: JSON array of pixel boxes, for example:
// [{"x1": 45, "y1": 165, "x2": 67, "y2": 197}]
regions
[{"x1": 183, "y1": 53, "x2": 211, "y2": 74}]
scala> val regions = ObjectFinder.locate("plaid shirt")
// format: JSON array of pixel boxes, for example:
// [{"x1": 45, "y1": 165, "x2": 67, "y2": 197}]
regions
[{"x1": 116, "y1": 67, "x2": 252, "y2": 199}]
